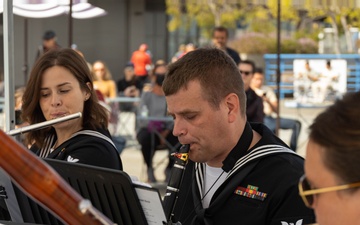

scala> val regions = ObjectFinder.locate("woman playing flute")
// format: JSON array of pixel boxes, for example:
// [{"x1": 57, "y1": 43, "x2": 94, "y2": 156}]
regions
[{"x1": 21, "y1": 48, "x2": 122, "y2": 170}]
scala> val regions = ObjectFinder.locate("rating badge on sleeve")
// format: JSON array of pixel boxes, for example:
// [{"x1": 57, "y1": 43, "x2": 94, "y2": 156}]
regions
[{"x1": 234, "y1": 184, "x2": 267, "y2": 201}]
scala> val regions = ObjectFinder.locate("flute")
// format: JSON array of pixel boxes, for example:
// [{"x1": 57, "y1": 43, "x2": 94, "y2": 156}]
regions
[
  {"x1": 7, "y1": 112, "x2": 82, "y2": 136},
  {"x1": 163, "y1": 144, "x2": 190, "y2": 224}
]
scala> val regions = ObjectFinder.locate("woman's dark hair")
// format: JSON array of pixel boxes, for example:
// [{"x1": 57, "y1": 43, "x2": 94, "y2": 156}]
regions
[
  {"x1": 22, "y1": 48, "x2": 109, "y2": 147},
  {"x1": 309, "y1": 91, "x2": 360, "y2": 184}
]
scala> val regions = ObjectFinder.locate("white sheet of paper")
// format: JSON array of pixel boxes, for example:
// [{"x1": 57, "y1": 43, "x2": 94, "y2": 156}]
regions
[{"x1": 135, "y1": 186, "x2": 167, "y2": 225}]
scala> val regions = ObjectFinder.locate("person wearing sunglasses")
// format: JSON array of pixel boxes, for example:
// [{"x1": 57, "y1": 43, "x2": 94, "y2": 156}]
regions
[
  {"x1": 238, "y1": 60, "x2": 264, "y2": 123},
  {"x1": 300, "y1": 91, "x2": 360, "y2": 225}
]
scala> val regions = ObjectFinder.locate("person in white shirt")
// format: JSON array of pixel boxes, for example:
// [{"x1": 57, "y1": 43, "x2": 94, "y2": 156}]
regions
[
  {"x1": 294, "y1": 60, "x2": 318, "y2": 103},
  {"x1": 251, "y1": 68, "x2": 301, "y2": 151},
  {"x1": 311, "y1": 60, "x2": 338, "y2": 103}
]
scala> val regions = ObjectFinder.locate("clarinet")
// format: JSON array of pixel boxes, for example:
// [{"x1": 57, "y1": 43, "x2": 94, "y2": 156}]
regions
[{"x1": 163, "y1": 144, "x2": 190, "y2": 225}]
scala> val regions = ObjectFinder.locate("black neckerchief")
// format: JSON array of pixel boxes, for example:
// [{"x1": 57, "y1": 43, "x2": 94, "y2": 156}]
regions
[{"x1": 222, "y1": 122, "x2": 253, "y2": 172}]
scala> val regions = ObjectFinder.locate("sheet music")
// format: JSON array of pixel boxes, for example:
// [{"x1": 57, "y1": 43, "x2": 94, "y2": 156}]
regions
[{"x1": 135, "y1": 186, "x2": 167, "y2": 225}]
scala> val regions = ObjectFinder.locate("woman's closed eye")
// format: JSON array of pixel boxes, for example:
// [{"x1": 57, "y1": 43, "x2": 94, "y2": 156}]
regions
[
  {"x1": 59, "y1": 89, "x2": 70, "y2": 94},
  {"x1": 40, "y1": 88, "x2": 71, "y2": 98},
  {"x1": 40, "y1": 91, "x2": 50, "y2": 98}
]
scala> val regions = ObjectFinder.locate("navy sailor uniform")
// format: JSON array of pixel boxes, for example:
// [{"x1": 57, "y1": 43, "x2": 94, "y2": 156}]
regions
[{"x1": 171, "y1": 123, "x2": 315, "y2": 225}]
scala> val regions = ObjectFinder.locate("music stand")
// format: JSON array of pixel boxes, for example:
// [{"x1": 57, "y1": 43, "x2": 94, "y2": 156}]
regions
[
  {"x1": 0, "y1": 159, "x2": 148, "y2": 225},
  {"x1": 0, "y1": 168, "x2": 23, "y2": 222}
]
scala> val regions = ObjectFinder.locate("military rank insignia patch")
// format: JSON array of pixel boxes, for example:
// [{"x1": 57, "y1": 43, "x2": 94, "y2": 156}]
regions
[{"x1": 234, "y1": 185, "x2": 267, "y2": 201}]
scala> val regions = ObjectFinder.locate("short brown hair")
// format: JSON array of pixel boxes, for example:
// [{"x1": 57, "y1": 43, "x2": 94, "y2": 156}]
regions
[
  {"x1": 212, "y1": 26, "x2": 229, "y2": 38},
  {"x1": 22, "y1": 48, "x2": 109, "y2": 147},
  {"x1": 309, "y1": 91, "x2": 360, "y2": 184},
  {"x1": 239, "y1": 60, "x2": 256, "y2": 73},
  {"x1": 163, "y1": 47, "x2": 246, "y2": 116}
]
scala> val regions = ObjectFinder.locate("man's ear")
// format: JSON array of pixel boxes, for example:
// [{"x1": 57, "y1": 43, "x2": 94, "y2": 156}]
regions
[{"x1": 224, "y1": 93, "x2": 240, "y2": 123}]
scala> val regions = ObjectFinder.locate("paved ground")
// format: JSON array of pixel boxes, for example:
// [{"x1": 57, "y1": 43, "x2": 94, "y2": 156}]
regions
[{"x1": 119, "y1": 99, "x2": 331, "y2": 193}]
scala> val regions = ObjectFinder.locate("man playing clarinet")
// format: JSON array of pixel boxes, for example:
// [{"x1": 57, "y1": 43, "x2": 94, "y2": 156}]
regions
[{"x1": 162, "y1": 48, "x2": 315, "y2": 225}]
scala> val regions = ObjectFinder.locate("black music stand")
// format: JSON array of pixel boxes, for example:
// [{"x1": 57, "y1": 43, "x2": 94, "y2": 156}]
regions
[
  {"x1": 0, "y1": 159, "x2": 148, "y2": 225},
  {"x1": 0, "y1": 168, "x2": 23, "y2": 223}
]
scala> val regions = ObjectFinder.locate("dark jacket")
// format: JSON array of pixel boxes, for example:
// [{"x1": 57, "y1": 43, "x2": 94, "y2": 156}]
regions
[
  {"x1": 226, "y1": 47, "x2": 241, "y2": 65},
  {"x1": 246, "y1": 88, "x2": 264, "y2": 123},
  {"x1": 31, "y1": 128, "x2": 122, "y2": 170},
  {"x1": 171, "y1": 123, "x2": 315, "y2": 225}
]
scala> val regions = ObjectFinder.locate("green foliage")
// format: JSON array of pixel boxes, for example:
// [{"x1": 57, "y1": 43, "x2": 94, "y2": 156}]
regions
[
  {"x1": 247, "y1": 6, "x2": 276, "y2": 34},
  {"x1": 250, "y1": 20, "x2": 276, "y2": 34},
  {"x1": 295, "y1": 26, "x2": 322, "y2": 42},
  {"x1": 166, "y1": 0, "x2": 183, "y2": 32},
  {"x1": 195, "y1": 11, "x2": 214, "y2": 27},
  {"x1": 166, "y1": 0, "x2": 243, "y2": 33},
  {"x1": 346, "y1": 8, "x2": 360, "y2": 28},
  {"x1": 166, "y1": 0, "x2": 355, "y2": 53},
  {"x1": 267, "y1": 0, "x2": 299, "y2": 22},
  {"x1": 296, "y1": 38, "x2": 319, "y2": 53},
  {"x1": 229, "y1": 33, "x2": 272, "y2": 54},
  {"x1": 228, "y1": 32, "x2": 318, "y2": 54},
  {"x1": 221, "y1": 11, "x2": 242, "y2": 28}
]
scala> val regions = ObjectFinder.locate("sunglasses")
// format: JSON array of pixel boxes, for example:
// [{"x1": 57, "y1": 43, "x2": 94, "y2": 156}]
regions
[
  {"x1": 298, "y1": 174, "x2": 360, "y2": 208},
  {"x1": 239, "y1": 70, "x2": 252, "y2": 76}
]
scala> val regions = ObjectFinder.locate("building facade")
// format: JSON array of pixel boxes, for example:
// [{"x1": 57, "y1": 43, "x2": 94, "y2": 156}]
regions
[{"x1": 1, "y1": 0, "x2": 168, "y2": 87}]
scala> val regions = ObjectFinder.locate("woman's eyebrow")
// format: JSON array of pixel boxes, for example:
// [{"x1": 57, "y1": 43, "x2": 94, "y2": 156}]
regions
[{"x1": 40, "y1": 82, "x2": 71, "y2": 90}]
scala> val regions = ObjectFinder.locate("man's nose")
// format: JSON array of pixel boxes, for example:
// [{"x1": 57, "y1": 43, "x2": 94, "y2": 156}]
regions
[{"x1": 172, "y1": 118, "x2": 186, "y2": 137}]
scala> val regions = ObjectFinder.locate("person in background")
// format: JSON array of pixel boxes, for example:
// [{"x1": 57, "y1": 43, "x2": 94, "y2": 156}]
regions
[
  {"x1": 177, "y1": 43, "x2": 196, "y2": 59},
  {"x1": 238, "y1": 60, "x2": 264, "y2": 123},
  {"x1": 131, "y1": 43, "x2": 152, "y2": 86},
  {"x1": 92, "y1": 61, "x2": 119, "y2": 145},
  {"x1": 311, "y1": 60, "x2": 339, "y2": 103},
  {"x1": 162, "y1": 47, "x2": 315, "y2": 225},
  {"x1": 96, "y1": 89, "x2": 126, "y2": 155},
  {"x1": 14, "y1": 86, "x2": 26, "y2": 125},
  {"x1": 13, "y1": 86, "x2": 29, "y2": 146},
  {"x1": 171, "y1": 44, "x2": 186, "y2": 63},
  {"x1": 21, "y1": 48, "x2": 122, "y2": 170},
  {"x1": 301, "y1": 91, "x2": 360, "y2": 225},
  {"x1": 35, "y1": 30, "x2": 61, "y2": 62},
  {"x1": 251, "y1": 67, "x2": 301, "y2": 151},
  {"x1": 136, "y1": 62, "x2": 179, "y2": 183},
  {"x1": 212, "y1": 26, "x2": 241, "y2": 64},
  {"x1": 92, "y1": 60, "x2": 118, "y2": 133},
  {"x1": 294, "y1": 60, "x2": 318, "y2": 103},
  {"x1": 116, "y1": 62, "x2": 142, "y2": 112},
  {"x1": 142, "y1": 59, "x2": 167, "y2": 92},
  {"x1": 92, "y1": 60, "x2": 117, "y2": 99},
  {"x1": 0, "y1": 71, "x2": 4, "y2": 98}
]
